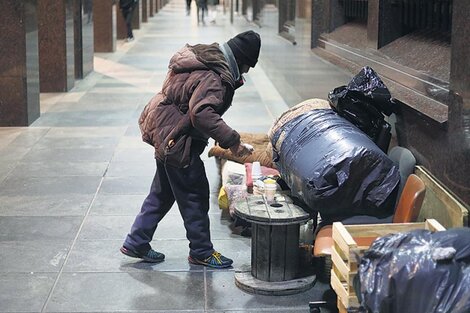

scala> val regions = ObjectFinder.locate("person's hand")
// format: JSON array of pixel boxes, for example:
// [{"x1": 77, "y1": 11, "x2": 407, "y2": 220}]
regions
[{"x1": 229, "y1": 142, "x2": 254, "y2": 157}]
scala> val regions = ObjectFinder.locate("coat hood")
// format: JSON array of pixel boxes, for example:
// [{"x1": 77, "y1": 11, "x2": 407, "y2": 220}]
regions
[
  {"x1": 169, "y1": 44, "x2": 236, "y2": 88},
  {"x1": 168, "y1": 45, "x2": 207, "y2": 73}
]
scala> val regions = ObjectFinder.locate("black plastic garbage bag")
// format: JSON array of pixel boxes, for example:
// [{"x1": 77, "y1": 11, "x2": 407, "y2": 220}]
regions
[
  {"x1": 271, "y1": 109, "x2": 399, "y2": 217},
  {"x1": 355, "y1": 228, "x2": 470, "y2": 313},
  {"x1": 328, "y1": 67, "x2": 396, "y2": 152}
]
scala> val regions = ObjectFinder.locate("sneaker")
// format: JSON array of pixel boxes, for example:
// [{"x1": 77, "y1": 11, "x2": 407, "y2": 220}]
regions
[
  {"x1": 188, "y1": 251, "x2": 233, "y2": 268},
  {"x1": 126, "y1": 37, "x2": 134, "y2": 42},
  {"x1": 120, "y1": 246, "x2": 165, "y2": 263}
]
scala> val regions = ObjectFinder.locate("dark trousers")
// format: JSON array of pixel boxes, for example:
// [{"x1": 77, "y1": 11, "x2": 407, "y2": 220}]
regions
[
  {"x1": 124, "y1": 142, "x2": 214, "y2": 259},
  {"x1": 121, "y1": 3, "x2": 137, "y2": 38}
]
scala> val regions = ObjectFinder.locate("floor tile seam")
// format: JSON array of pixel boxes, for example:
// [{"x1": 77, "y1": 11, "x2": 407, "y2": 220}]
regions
[
  {"x1": 39, "y1": 175, "x2": 107, "y2": 313},
  {"x1": 0, "y1": 128, "x2": 53, "y2": 186},
  {"x1": 57, "y1": 269, "x2": 207, "y2": 274}
]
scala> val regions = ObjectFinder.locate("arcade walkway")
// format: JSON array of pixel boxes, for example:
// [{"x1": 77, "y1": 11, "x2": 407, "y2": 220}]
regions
[{"x1": 0, "y1": 1, "x2": 350, "y2": 312}]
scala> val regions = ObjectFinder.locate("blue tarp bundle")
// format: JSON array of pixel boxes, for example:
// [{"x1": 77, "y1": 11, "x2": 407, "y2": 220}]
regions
[
  {"x1": 356, "y1": 228, "x2": 470, "y2": 313},
  {"x1": 272, "y1": 109, "x2": 399, "y2": 217}
]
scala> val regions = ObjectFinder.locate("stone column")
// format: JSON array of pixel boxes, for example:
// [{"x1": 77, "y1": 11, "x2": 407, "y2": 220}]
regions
[
  {"x1": 38, "y1": 0, "x2": 75, "y2": 92},
  {"x1": 444, "y1": 0, "x2": 470, "y2": 205},
  {"x1": 116, "y1": 7, "x2": 128, "y2": 39},
  {"x1": 0, "y1": 0, "x2": 40, "y2": 126},
  {"x1": 142, "y1": 0, "x2": 149, "y2": 22},
  {"x1": 311, "y1": 0, "x2": 345, "y2": 47},
  {"x1": 132, "y1": 0, "x2": 142, "y2": 30},
  {"x1": 149, "y1": 0, "x2": 154, "y2": 17},
  {"x1": 93, "y1": 0, "x2": 116, "y2": 52},
  {"x1": 74, "y1": 0, "x2": 94, "y2": 79},
  {"x1": 367, "y1": 0, "x2": 402, "y2": 49}
]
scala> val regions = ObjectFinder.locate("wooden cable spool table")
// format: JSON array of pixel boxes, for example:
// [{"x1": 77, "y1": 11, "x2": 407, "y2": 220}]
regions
[{"x1": 234, "y1": 193, "x2": 316, "y2": 295}]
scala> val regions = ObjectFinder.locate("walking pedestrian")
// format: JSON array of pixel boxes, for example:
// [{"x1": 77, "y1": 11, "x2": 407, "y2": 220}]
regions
[
  {"x1": 186, "y1": 0, "x2": 192, "y2": 15},
  {"x1": 207, "y1": 0, "x2": 219, "y2": 24},
  {"x1": 119, "y1": 0, "x2": 138, "y2": 42},
  {"x1": 121, "y1": 31, "x2": 262, "y2": 268},
  {"x1": 196, "y1": 0, "x2": 208, "y2": 25}
]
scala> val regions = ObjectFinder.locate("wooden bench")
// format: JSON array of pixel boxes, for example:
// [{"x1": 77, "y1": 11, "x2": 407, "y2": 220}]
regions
[{"x1": 234, "y1": 193, "x2": 316, "y2": 295}]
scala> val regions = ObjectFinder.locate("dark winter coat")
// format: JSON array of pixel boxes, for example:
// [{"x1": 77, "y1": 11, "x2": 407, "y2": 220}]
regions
[{"x1": 139, "y1": 43, "x2": 241, "y2": 168}]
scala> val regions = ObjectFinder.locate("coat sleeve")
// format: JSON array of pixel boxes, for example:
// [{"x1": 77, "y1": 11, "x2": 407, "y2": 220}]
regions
[{"x1": 189, "y1": 72, "x2": 240, "y2": 149}]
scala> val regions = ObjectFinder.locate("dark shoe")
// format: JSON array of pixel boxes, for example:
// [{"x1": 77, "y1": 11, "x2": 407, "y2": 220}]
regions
[
  {"x1": 120, "y1": 246, "x2": 165, "y2": 263},
  {"x1": 188, "y1": 251, "x2": 233, "y2": 268}
]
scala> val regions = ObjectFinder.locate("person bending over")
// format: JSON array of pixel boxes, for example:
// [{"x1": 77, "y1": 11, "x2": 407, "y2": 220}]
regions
[{"x1": 121, "y1": 31, "x2": 262, "y2": 268}]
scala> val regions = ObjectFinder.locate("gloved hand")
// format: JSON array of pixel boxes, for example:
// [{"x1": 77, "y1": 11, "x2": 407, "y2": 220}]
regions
[{"x1": 229, "y1": 142, "x2": 254, "y2": 157}]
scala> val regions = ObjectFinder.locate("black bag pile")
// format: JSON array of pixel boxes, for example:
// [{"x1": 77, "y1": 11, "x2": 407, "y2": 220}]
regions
[
  {"x1": 355, "y1": 228, "x2": 470, "y2": 313},
  {"x1": 271, "y1": 109, "x2": 399, "y2": 217},
  {"x1": 328, "y1": 66, "x2": 396, "y2": 153}
]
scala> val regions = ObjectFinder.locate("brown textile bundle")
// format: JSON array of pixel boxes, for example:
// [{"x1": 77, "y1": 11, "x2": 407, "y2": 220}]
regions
[
  {"x1": 208, "y1": 99, "x2": 330, "y2": 168},
  {"x1": 208, "y1": 132, "x2": 274, "y2": 168},
  {"x1": 268, "y1": 98, "x2": 330, "y2": 151}
]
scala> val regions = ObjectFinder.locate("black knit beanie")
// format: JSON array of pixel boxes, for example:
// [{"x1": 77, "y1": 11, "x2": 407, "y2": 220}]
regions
[{"x1": 227, "y1": 30, "x2": 261, "y2": 68}]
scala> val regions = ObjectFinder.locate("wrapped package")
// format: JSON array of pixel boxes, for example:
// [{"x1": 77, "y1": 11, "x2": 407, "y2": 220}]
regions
[
  {"x1": 328, "y1": 67, "x2": 396, "y2": 152},
  {"x1": 356, "y1": 228, "x2": 470, "y2": 313},
  {"x1": 271, "y1": 109, "x2": 399, "y2": 217}
]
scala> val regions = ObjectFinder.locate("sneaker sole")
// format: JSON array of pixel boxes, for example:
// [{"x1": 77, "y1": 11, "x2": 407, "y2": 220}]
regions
[
  {"x1": 120, "y1": 247, "x2": 164, "y2": 263},
  {"x1": 188, "y1": 256, "x2": 232, "y2": 269}
]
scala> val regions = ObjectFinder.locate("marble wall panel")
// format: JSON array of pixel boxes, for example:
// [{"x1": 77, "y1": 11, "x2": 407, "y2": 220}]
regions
[
  {"x1": 142, "y1": 0, "x2": 149, "y2": 23},
  {"x1": 450, "y1": 0, "x2": 470, "y2": 98},
  {"x1": 395, "y1": 0, "x2": 470, "y2": 206},
  {"x1": 93, "y1": 0, "x2": 116, "y2": 52},
  {"x1": 38, "y1": 0, "x2": 75, "y2": 92},
  {"x1": 0, "y1": 0, "x2": 40, "y2": 126},
  {"x1": 116, "y1": 6, "x2": 128, "y2": 39},
  {"x1": 395, "y1": 92, "x2": 470, "y2": 206},
  {"x1": 74, "y1": 0, "x2": 94, "y2": 79}
]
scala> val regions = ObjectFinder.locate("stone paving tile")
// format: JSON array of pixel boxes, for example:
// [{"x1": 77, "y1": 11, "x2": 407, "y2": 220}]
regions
[
  {"x1": 99, "y1": 176, "x2": 154, "y2": 195},
  {"x1": 0, "y1": 216, "x2": 83, "y2": 241},
  {"x1": 0, "y1": 240, "x2": 69, "y2": 272},
  {"x1": 78, "y1": 211, "x2": 240, "y2": 241},
  {"x1": 33, "y1": 136, "x2": 120, "y2": 150},
  {"x1": 105, "y1": 160, "x2": 155, "y2": 177},
  {"x1": 21, "y1": 147, "x2": 115, "y2": 163},
  {"x1": 0, "y1": 194, "x2": 92, "y2": 216},
  {"x1": 88, "y1": 194, "x2": 147, "y2": 216},
  {"x1": 32, "y1": 110, "x2": 137, "y2": 127},
  {"x1": 64, "y1": 239, "x2": 206, "y2": 273},
  {"x1": 0, "y1": 176, "x2": 102, "y2": 196},
  {"x1": 8, "y1": 161, "x2": 108, "y2": 177},
  {"x1": 45, "y1": 272, "x2": 205, "y2": 312},
  {"x1": 205, "y1": 271, "x2": 328, "y2": 312},
  {"x1": 0, "y1": 273, "x2": 57, "y2": 312},
  {"x1": 110, "y1": 147, "x2": 155, "y2": 163},
  {"x1": 42, "y1": 127, "x2": 127, "y2": 138}
]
